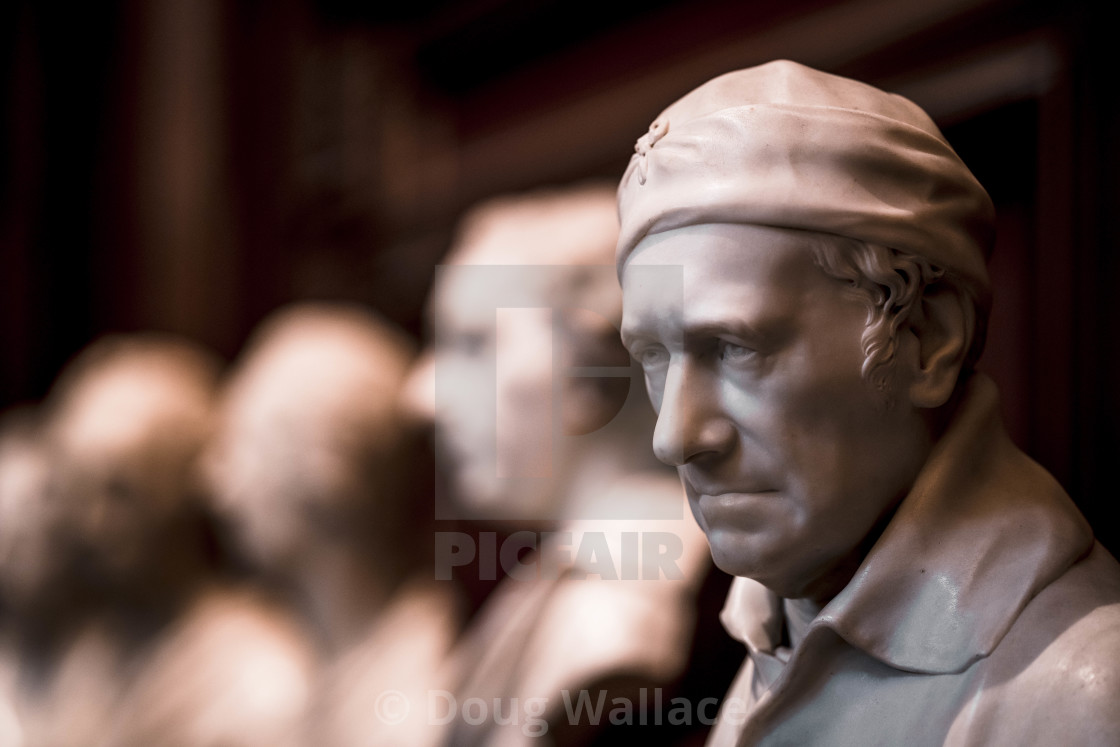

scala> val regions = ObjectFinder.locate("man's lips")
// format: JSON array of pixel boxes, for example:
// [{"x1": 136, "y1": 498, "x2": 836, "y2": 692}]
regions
[
  {"x1": 685, "y1": 478, "x2": 778, "y2": 498},
  {"x1": 679, "y1": 468, "x2": 775, "y2": 498},
  {"x1": 694, "y1": 490, "x2": 779, "y2": 527}
]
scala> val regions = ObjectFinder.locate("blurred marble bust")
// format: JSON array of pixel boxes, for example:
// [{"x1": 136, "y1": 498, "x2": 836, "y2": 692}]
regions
[
  {"x1": 409, "y1": 183, "x2": 641, "y2": 522},
  {"x1": 406, "y1": 183, "x2": 714, "y2": 745},
  {"x1": 0, "y1": 406, "x2": 66, "y2": 747},
  {"x1": 0, "y1": 407, "x2": 62, "y2": 621},
  {"x1": 617, "y1": 59, "x2": 1120, "y2": 745},
  {"x1": 206, "y1": 303, "x2": 417, "y2": 599},
  {"x1": 40, "y1": 333, "x2": 226, "y2": 613},
  {"x1": 26, "y1": 334, "x2": 315, "y2": 747},
  {"x1": 205, "y1": 302, "x2": 459, "y2": 747}
]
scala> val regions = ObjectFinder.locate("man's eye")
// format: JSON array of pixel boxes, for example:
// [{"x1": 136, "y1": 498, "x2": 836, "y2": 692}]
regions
[
  {"x1": 718, "y1": 341, "x2": 756, "y2": 364},
  {"x1": 445, "y1": 331, "x2": 488, "y2": 356},
  {"x1": 637, "y1": 347, "x2": 669, "y2": 369}
]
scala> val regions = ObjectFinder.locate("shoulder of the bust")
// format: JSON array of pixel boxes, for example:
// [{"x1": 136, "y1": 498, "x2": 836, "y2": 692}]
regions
[
  {"x1": 509, "y1": 568, "x2": 701, "y2": 699},
  {"x1": 994, "y1": 543, "x2": 1120, "y2": 732},
  {"x1": 1030, "y1": 603, "x2": 1120, "y2": 742},
  {"x1": 949, "y1": 548, "x2": 1120, "y2": 744},
  {"x1": 1025, "y1": 541, "x2": 1120, "y2": 624},
  {"x1": 100, "y1": 585, "x2": 316, "y2": 747}
]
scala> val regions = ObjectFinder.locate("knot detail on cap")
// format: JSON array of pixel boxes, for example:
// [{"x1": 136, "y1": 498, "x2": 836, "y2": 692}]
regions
[{"x1": 633, "y1": 117, "x2": 669, "y2": 185}]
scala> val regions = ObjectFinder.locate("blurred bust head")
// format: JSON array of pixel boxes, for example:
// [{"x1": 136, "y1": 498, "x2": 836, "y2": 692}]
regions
[
  {"x1": 409, "y1": 183, "x2": 644, "y2": 522},
  {"x1": 205, "y1": 303, "x2": 415, "y2": 576},
  {"x1": 43, "y1": 334, "x2": 221, "y2": 589},
  {"x1": 0, "y1": 407, "x2": 64, "y2": 614}
]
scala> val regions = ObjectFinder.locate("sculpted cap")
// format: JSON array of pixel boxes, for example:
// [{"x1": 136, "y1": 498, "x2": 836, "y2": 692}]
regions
[{"x1": 616, "y1": 60, "x2": 996, "y2": 297}]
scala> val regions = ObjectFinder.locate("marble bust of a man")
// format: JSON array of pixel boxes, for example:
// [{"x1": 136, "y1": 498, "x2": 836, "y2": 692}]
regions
[{"x1": 616, "y1": 59, "x2": 1120, "y2": 745}]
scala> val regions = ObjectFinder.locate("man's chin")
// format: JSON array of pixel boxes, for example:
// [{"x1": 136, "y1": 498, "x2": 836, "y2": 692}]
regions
[
  {"x1": 709, "y1": 546, "x2": 840, "y2": 602},
  {"x1": 705, "y1": 531, "x2": 796, "y2": 592},
  {"x1": 705, "y1": 530, "x2": 761, "y2": 579},
  {"x1": 449, "y1": 470, "x2": 504, "y2": 511},
  {"x1": 452, "y1": 484, "x2": 549, "y2": 523},
  {"x1": 448, "y1": 468, "x2": 566, "y2": 521}
]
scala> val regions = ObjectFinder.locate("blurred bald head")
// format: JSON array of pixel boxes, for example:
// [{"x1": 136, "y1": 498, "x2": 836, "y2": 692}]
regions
[
  {"x1": 207, "y1": 303, "x2": 416, "y2": 573},
  {"x1": 44, "y1": 334, "x2": 222, "y2": 585}
]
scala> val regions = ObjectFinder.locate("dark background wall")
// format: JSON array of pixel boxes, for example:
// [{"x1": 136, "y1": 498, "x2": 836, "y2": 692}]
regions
[{"x1": 2, "y1": 0, "x2": 1117, "y2": 549}]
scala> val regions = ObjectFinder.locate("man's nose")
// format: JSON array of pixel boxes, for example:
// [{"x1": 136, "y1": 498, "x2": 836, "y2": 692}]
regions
[
  {"x1": 399, "y1": 350, "x2": 436, "y2": 427},
  {"x1": 652, "y1": 361, "x2": 734, "y2": 466}
]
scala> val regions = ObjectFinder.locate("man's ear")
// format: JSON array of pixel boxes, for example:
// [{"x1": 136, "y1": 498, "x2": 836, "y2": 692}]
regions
[{"x1": 906, "y1": 284, "x2": 973, "y2": 409}]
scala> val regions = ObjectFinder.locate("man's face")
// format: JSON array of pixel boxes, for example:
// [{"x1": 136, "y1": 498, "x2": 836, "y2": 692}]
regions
[
  {"x1": 206, "y1": 409, "x2": 320, "y2": 571},
  {"x1": 0, "y1": 427, "x2": 66, "y2": 607},
  {"x1": 429, "y1": 269, "x2": 559, "y2": 519},
  {"x1": 51, "y1": 381, "x2": 201, "y2": 584},
  {"x1": 620, "y1": 223, "x2": 931, "y2": 602},
  {"x1": 206, "y1": 335, "x2": 393, "y2": 573}
]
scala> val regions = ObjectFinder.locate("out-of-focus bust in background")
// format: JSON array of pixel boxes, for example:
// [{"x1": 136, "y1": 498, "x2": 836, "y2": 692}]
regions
[
  {"x1": 204, "y1": 302, "x2": 459, "y2": 747},
  {"x1": 6, "y1": 334, "x2": 315, "y2": 747},
  {"x1": 0, "y1": 408, "x2": 66, "y2": 626},
  {"x1": 47, "y1": 335, "x2": 219, "y2": 602},
  {"x1": 0, "y1": 406, "x2": 66, "y2": 747},
  {"x1": 404, "y1": 182, "x2": 718, "y2": 746}
]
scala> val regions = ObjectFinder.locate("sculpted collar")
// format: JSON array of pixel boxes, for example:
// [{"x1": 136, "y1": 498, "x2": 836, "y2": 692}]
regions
[{"x1": 721, "y1": 373, "x2": 1093, "y2": 674}]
